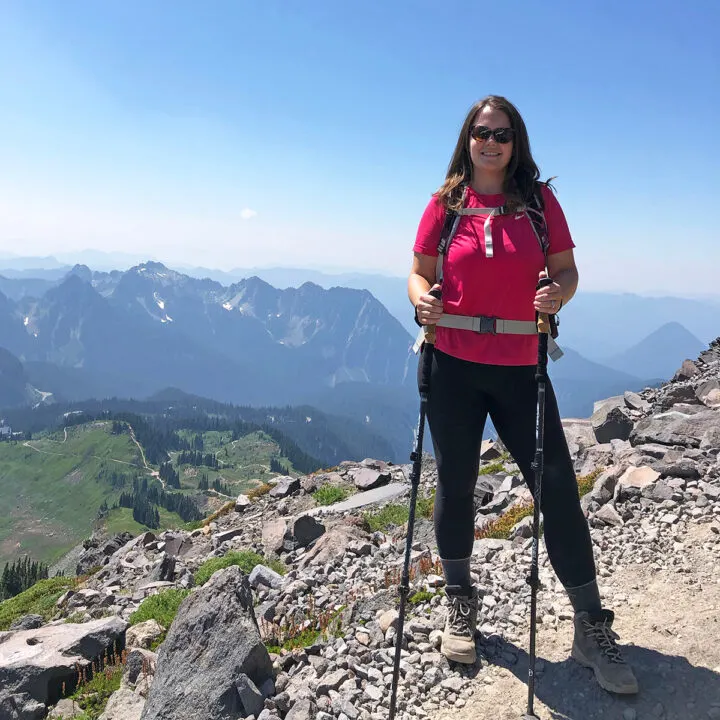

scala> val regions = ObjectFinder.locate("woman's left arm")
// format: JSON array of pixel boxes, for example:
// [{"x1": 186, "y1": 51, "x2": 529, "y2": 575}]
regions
[
  {"x1": 548, "y1": 249, "x2": 578, "y2": 307},
  {"x1": 534, "y1": 187, "x2": 579, "y2": 313},
  {"x1": 534, "y1": 250, "x2": 578, "y2": 313}
]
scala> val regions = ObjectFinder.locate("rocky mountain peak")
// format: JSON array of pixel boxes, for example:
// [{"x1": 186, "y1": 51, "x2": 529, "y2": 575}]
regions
[{"x1": 66, "y1": 263, "x2": 93, "y2": 284}]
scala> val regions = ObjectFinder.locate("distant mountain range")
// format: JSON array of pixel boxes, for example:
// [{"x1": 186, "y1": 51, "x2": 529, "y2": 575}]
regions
[
  {"x1": 604, "y1": 321, "x2": 706, "y2": 380},
  {"x1": 4, "y1": 257, "x2": 718, "y2": 358},
  {"x1": 1, "y1": 257, "x2": 717, "y2": 460},
  {"x1": 0, "y1": 262, "x2": 417, "y2": 459}
]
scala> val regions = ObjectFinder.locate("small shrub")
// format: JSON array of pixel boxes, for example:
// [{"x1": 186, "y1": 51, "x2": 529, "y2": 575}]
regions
[
  {"x1": 417, "y1": 490, "x2": 435, "y2": 520},
  {"x1": 363, "y1": 503, "x2": 408, "y2": 532},
  {"x1": 205, "y1": 501, "x2": 236, "y2": 524},
  {"x1": 183, "y1": 519, "x2": 204, "y2": 531},
  {"x1": 577, "y1": 467, "x2": 604, "y2": 497},
  {"x1": 265, "y1": 555, "x2": 286, "y2": 576},
  {"x1": 0, "y1": 577, "x2": 76, "y2": 630},
  {"x1": 478, "y1": 460, "x2": 506, "y2": 476},
  {"x1": 71, "y1": 661, "x2": 123, "y2": 717},
  {"x1": 475, "y1": 501, "x2": 534, "y2": 540},
  {"x1": 363, "y1": 490, "x2": 434, "y2": 532},
  {"x1": 64, "y1": 611, "x2": 88, "y2": 624},
  {"x1": 313, "y1": 485, "x2": 348, "y2": 506},
  {"x1": 193, "y1": 550, "x2": 286, "y2": 587},
  {"x1": 262, "y1": 603, "x2": 344, "y2": 652},
  {"x1": 129, "y1": 588, "x2": 190, "y2": 629},
  {"x1": 409, "y1": 590, "x2": 434, "y2": 604},
  {"x1": 247, "y1": 482, "x2": 273, "y2": 500}
]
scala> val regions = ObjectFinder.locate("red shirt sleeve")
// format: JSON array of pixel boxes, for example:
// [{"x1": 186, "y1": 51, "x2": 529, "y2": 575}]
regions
[
  {"x1": 541, "y1": 185, "x2": 575, "y2": 254},
  {"x1": 413, "y1": 195, "x2": 446, "y2": 257}
]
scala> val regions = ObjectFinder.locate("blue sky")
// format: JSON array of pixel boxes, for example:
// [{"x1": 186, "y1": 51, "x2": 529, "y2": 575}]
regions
[{"x1": 0, "y1": 0, "x2": 718, "y2": 294}]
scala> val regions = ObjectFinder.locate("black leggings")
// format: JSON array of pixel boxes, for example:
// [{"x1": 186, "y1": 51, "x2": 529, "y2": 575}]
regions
[{"x1": 424, "y1": 348, "x2": 596, "y2": 589}]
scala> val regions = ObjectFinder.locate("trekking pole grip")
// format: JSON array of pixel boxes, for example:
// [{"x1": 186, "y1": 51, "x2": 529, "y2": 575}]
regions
[
  {"x1": 423, "y1": 287, "x2": 442, "y2": 345},
  {"x1": 536, "y1": 277, "x2": 553, "y2": 335}
]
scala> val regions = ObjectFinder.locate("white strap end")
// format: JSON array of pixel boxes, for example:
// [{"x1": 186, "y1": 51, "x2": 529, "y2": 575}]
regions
[{"x1": 548, "y1": 337, "x2": 564, "y2": 362}]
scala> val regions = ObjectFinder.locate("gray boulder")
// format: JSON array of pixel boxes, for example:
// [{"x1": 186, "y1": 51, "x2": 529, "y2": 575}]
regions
[
  {"x1": 562, "y1": 418, "x2": 597, "y2": 464},
  {"x1": 479, "y1": 439, "x2": 502, "y2": 460},
  {"x1": 593, "y1": 503, "x2": 623, "y2": 527},
  {"x1": 285, "y1": 697, "x2": 317, "y2": 720},
  {"x1": 76, "y1": 532, "x2": 134, "y2": 575},
  {"x1": 139, "y1": 565, "x2": 273, "y2": 720},
  {"x1": 653, "y1": 458, "x2": 701, "y2": 479},
  {"x1": 284, "y1": 515, "x2": 325, "y2": 550},
  {"x1": 672, "y1": 359, "x2": 700, "y2": 381},
  {"x1": 8, "y1": 615, "x2": 44, "y2": 631},
  {"x1": 0, "y1": 616, "x2": 127, "y2": 706},
  {"x1": 576, "y1": 443, "x2": 616, "y2": 477},
  {"x1": 593, "y1": 406, "x2": 633, "y2": 444},
  {"x1": 125, "y1": 620, "x2": 164, "y2": 650},
  {"x1": 615, "y1": 465, "x2": 661, "y2": 500},
  {"x1": 701, "y1": 426, "x2": 720, "y2": 452},
  {"x1": 235, "y1": 494, "x2": 251, "y2": 512},
  {"x1": 699, "y1": 338, "x2": 720, "y2": 365},
  {"x1": 248, "y1": 564, "x2": 284, "y2": 590},
  {"x1": 0, "y1": 691, "x2": 46, "y2": 720},
  {"x1": 630, "y1": 408, "x2": 720, "y2": 448},
  {"x1": 658, "y1": 384, "x2": 700, "y2": 410},
  {"x1": 697, "y1": 379, "x2": 720, "y2": 408},
  {"x1": 349, "y1": 467, "x2": 391, "y2": 491},
  {"x1": 641, "y1": 480, "x2": 674, "y2": 503},
  {"x1": 297, "y1": 523, "x2": 369, "y2": 570},
  {"x1": 580, "y1": 466, "x2": 623, "y2": 513},
  {"x1": 99, "y1": 688, "x2": 145, "y2": 720},
  {"x1": 147, "y1": 553, "x2": 176, "y2": 583},
  {"x1": 48, "y1": 698, "x2": 85, "y2": 718},
  {"x1": 268, "y1": 476, "x2": 300, "y2": 499},
  {"x1": 624, "y1": 391, "x2": 650, "y2": 413},
  {"x1": 262, "y1": 518, "x2": 288, "y2": 554},
  {"x1": 474, "y1": 473, "x2": 504, "y2": 506}
]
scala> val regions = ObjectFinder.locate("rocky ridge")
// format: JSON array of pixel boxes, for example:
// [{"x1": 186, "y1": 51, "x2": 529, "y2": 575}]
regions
[{"x1": 0, "y1": 340, "x2": 719, "y2": 720}]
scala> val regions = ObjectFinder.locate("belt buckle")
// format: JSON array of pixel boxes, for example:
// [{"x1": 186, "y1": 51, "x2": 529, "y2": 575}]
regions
[{"x1": 477, "y1": 315, "x2": 496, "y2": 334}]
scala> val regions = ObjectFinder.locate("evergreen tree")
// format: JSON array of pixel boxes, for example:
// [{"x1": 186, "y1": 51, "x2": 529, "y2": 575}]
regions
[{"x1": 0, "y1": 557, "x2": 50, "y2": 601}]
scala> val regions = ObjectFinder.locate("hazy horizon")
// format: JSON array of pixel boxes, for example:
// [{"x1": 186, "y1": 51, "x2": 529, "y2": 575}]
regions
[{"x1": 1, "y1": 1, "x2": 718, "y2": 293}]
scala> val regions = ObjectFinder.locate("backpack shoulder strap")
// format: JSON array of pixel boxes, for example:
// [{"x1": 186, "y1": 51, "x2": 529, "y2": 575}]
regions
[
  {"x1": 526, "y1": 182, "x2": 550, "y2": 259},
  {"x1": 435, "y1": 186, "x2": 467, "y2": 283}
]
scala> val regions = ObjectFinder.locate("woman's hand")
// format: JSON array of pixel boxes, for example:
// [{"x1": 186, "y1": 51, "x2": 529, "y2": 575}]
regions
[
  {"x1": 415, "y1": 283, "x2": 444, "y2": 325},
  {"x1": 534, "y1": 271, "x2": 563, "y2": 314}
]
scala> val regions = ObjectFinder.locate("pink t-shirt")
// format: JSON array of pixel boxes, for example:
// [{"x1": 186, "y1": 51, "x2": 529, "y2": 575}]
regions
[{"x1": 413, "y1": 184, "x2": 575, "y2": 366}]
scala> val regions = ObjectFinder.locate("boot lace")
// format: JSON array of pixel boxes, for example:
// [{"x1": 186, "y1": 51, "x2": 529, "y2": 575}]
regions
[
  {"x1": 582, "y1": 617, "x2": 625, "y2": 664},
  {"x1": 448, "y1": 595, "x2": 474, "y2": 636}
]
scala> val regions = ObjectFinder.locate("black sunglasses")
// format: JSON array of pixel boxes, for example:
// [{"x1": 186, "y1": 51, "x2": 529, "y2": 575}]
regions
[{"x1": 470, "y1": 125, "x2": 515, "y2": 144}]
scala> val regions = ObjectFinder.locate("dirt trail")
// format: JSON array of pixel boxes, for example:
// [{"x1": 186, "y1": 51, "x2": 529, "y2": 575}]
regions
[
  {"x1": 433, "y1": 522, "x2": 720, "y2": 720},
  {"x1": 22, "y1": 421, "x2": 162, "y2": 482}
]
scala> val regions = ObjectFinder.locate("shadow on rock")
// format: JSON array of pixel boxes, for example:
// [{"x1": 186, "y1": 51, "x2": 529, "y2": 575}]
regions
[{"x1": 477, "y1": 634, "x2": 720, "y2": 720}]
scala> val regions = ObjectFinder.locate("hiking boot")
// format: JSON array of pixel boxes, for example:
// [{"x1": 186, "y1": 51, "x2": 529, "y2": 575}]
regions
[
  {"x1": 571, "y1": 609, "x2": 638, "y2": 694},
  {"x1": 440, "y1": 585, "x2": 478, "y2": 664}
]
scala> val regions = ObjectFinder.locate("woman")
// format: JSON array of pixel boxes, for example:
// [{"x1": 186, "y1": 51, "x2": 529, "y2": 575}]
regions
[{"x1": 407, "y1": 95, "x2": 638, "y2": 695}]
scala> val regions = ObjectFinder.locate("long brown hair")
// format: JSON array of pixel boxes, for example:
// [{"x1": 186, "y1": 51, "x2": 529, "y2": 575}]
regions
[{"x1": 436, "y1": 95, "x2": 543, "y2": 211}]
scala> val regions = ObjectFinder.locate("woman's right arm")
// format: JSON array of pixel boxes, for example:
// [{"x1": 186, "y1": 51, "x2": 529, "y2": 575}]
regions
[
  {"x1": 408, "y1": 253, "x2": 443, "y2": 325},
  {"x1": 409, "y1": 195, "x2": 446, "y2": 324}
]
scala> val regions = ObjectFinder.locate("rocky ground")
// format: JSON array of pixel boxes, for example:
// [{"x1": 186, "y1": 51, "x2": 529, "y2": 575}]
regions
[{"x1": 1, "y1": 339, "x2": 719, "y2": 720}]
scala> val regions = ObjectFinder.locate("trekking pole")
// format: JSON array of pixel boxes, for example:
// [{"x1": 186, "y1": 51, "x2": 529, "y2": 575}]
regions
[
  {"x1": 389, "y1": 287, "x2": 441, "y2": 720},
  {"x1": 522, "y1": 276, "x2": 554, "y2": 720}
]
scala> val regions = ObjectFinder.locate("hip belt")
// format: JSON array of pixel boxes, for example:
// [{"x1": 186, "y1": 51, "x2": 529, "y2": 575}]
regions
[{"x1": 412, "y1": 313, "x2": 563, "y2": 361}]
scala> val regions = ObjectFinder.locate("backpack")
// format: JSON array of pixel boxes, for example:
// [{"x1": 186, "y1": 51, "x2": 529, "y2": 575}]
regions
[
  {"x1": 437, "y1": 182, "x2": 550, "y2": 273},
  {"x1": 412, "y1": 182, "x2": 562, "y2": 360}
]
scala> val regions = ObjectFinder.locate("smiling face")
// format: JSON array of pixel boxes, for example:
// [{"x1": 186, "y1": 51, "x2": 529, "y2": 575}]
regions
[{"x1": 468, "y1": 106, "x2": 514, "y2": 180}]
